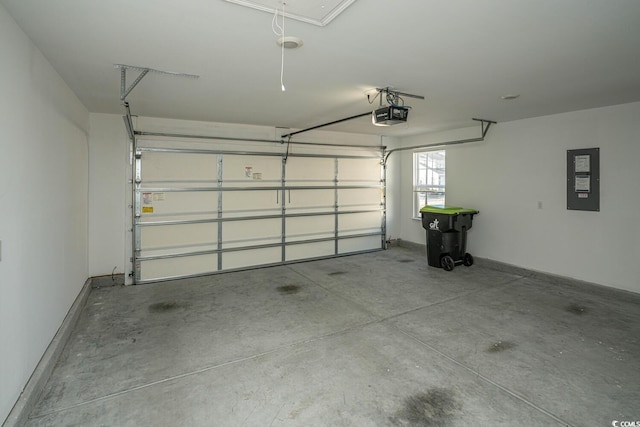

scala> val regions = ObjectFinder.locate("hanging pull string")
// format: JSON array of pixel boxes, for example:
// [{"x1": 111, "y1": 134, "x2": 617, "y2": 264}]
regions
[
  {"x1": 271, "y1": 3, "x2": 283, "y2": 35},
  {"x1": 281, "y1": 2, "x2": 286, "y2": 92},
  {"x1": 280, "y1": 2, "x2": 286, "y2": 91},
  {"x1": 272, "y1": 2, "x2": 286, "y2": 91}
]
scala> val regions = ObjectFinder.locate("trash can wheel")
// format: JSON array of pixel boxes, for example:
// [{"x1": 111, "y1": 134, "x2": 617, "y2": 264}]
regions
[
  {"x1": 441, "y1": 255, "x2": 455, "y2": 271},
  {"x1": 463, "y1": 253, "x2": 474, "y2": 267}
]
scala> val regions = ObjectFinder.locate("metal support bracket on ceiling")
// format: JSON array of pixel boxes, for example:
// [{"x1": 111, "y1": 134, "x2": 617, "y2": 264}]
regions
[
  {"x1": 119, "y1": 67, "x2": 148, "y2": 104},
  {"x1": 377, "y1": 87, "x2": 425, "y2": 101},
  {"x1": 368, "y1": 87, "x2": 425, "y2": 107},
  {"x1": 377, "y1": 87, "x2": 425, "y2": 100},
  {"x1": 383, "y1": 118, "x2": 496, "y2": 164},
  {"x1": 115, "y1": 64, "x2": 200, "y2": 104},
  {"x1": 474, "y1": 117, "x2": 495, "y2": 139}
]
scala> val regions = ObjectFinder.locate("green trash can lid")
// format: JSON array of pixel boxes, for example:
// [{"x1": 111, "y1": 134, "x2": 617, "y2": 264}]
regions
[{"x1": 419, "y1": 205, "x2": 478, "y2": 215}]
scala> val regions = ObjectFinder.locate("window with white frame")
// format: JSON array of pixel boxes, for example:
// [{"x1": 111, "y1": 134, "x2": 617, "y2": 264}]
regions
[{"x1": 413, "y1": 150, "x2": 446, "y2": 217}]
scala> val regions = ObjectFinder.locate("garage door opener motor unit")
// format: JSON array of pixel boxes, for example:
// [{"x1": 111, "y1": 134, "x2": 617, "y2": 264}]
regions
[
  {"x1": 373, "y1": 105, "x2": 409, "y2": 125},
  {"x1": 370, "y1": 87, "x2": 423, "y2": 126}
]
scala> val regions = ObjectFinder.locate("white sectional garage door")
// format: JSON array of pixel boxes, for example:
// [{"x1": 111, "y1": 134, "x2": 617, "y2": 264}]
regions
[{"x1": 132, "y1": 136, "x2": 385, "y2": 283}]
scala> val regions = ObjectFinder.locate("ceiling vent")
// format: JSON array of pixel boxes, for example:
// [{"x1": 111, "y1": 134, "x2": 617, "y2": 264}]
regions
[{"x1": 223, "y1": 0, "x2": 358, "y2": 27}]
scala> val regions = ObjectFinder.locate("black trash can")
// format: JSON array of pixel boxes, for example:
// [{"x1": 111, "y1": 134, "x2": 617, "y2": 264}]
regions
[{"x1": 420, "y1": 205, "x2": 478, "y2": 271}]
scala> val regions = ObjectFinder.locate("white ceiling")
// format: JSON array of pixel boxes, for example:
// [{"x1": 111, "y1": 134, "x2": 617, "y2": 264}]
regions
[
  {"x1": 3, "y1": 0, "x2": 640, "y2": 137},
  {"x1": 222, "y1": 0, "x2": 358, "y2": 27}
]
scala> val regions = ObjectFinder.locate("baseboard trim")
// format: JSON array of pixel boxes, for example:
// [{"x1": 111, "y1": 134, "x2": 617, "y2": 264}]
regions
[
  {"x1": 394, "y1": 239, "x2": 427, "y2": 254},
  {"x1": 91, "y1": 273, "x2": 125, "y2": 288},
  {"x1": 391, "y1": 242, "x2": 637, "y2": 296},
  {"x1": 475, "y1": 256, "x2": 639, "y2": 297},
  {"x1": 2, "y1": 278, "x2": 93, "y2": 427}
]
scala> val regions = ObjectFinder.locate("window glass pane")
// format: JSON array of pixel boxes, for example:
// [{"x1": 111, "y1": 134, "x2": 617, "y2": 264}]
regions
[{"x1": 413, "y1": 150, "x2": 445, "y2": 217}]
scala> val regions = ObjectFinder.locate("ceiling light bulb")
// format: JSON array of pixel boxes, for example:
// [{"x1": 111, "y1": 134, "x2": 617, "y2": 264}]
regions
[{"x1": 281, "y1": 84, "x2": 286, "y2": 91}]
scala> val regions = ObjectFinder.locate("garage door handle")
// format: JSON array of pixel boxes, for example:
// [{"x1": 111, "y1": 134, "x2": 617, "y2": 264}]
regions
[{"x1": 276, "y1": 190, "x2": 291, "y2": 204}]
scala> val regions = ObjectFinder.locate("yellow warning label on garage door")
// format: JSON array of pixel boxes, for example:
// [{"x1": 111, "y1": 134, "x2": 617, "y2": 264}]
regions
[{"x1": 142, "y1": 206, "x2": 154, "y2": 213}]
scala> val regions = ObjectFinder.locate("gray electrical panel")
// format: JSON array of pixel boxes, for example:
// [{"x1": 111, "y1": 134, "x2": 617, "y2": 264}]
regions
[{"x1": 567, "y1": 148, "x2": 599, "y2": 211}]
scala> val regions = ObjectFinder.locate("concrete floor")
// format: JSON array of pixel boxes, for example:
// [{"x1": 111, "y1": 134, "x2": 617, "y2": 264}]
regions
[{"x1": 24, "y1": 247, "x2": 640, "y2": 426}]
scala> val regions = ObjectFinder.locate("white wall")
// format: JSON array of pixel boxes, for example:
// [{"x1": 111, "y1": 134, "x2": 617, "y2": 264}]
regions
[
  {"x1": 392, "y1": 126, "x2": 482, "y2": 244},
  {"x1": 0, "y1": 4, "x2": 90, "y2": 423},
  {"x1": 88, "y1": 114, "x2": 128, "y2": 277},
  {"x1": 393, "y1": 103, "x2": 640, "y2": 293}
]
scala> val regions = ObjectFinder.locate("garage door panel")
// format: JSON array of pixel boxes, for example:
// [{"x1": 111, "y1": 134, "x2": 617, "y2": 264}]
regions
[
  {"x1": 222, "y1": 219, "x2": 281, "y2": 248},
  {"x1": 338, "y1": 188, "x2": 382, "y2": 209},
  {"x1": 140, "y1": 223, "x2": 217, "y2": 250},
  {"x1": 339, "y1": 235, "x2": 381, "y2": 254},
  {"x1": 222, "y1": 190, "x2": 279, "y2": 211},
  {"x1": 222, "y1": 155, "x2": 281, "y2": 181},
  {"x1": 286, "y1": 157, "x2": 334, "y2": 181},
  {"x1": 339, "y1": 212, "x2": 382, "y2": 234},
  {"x1": 338, "y1": 158, "x2": 380, "y2": 182},
  {"x1": 139, "y1": 244, "x2": 218, "y2": 260},
  {"x1": 139, "y1": 191, "x2": 218, "y2": 216},
  {"x1": 141, "y1": 152, "x2": 218, "y2": 182},
  {"x1": 287, "y1": 189, "x2": 334, "y2": 210},
  {"x1": 223, "y1": 248, "x2": 281, "y2": 270},
  {"x1": 139, "y1": 254, "x2": 218, "y2": 282},
  {"x1": 286, "y1": 216, "x2": 334, "y2": 240},
  {"x1": 286, "y1": 242, "x2": 334, "y2": 261}
]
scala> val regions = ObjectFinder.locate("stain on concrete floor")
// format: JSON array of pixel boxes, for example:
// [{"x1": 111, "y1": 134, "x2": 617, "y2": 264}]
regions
[
  {"x1": 391, "y1": 388, "x2": 461, "y2": 426},
  {"x1": 148, "y1": 301, "x2": 192, "y2": 313},
  {"x1": 328, "y1": 271, "x2": 347, "y2": 276},
  {"x1": 277, "y1": 285, "x2": 301, "y2": 295},
  {"x1": 566, "y1": 303, "x2": 588, "y2": 315},
  {"x1": 487, "y1": 341, "x2": 517, "y2": 353}
]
